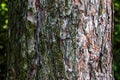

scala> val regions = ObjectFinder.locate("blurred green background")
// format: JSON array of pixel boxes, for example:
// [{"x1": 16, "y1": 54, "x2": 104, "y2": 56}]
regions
[
  {"x1": 114, "y1": 0, "x2": 120, "y2": 80},
  {"x1": 0, "y1": 0, "x2": 120, "y2": 80},
  {"x1": 0, "y1": 0, "x2": 8, "y2": 79}
]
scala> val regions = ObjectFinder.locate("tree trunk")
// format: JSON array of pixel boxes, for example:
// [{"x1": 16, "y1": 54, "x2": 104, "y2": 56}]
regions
[
  {"x1": 60, "y1": 0, "x2": 114, "y2": 80},
  {"x1": 8, "y1": 0, "x2": 114, "y2": 80},
  {"x1": 61, "y1": 0, "x2": 114, "y2": 80}
]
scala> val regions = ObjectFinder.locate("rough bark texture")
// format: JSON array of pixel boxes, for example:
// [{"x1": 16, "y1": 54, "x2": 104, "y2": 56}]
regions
[
  {"x1": 8, "y1": 0, "x2": 27, "y2": 79},
  {"x1": 60, "y1": 0, "x2": 114, "y2": 80},
  {"x1": 8, "y1": 0, "x2": 114, "y2": 80}
]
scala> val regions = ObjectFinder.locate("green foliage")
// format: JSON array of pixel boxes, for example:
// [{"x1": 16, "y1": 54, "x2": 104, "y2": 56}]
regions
[
  {"x1": 0, "y1": 0, "x2": 8, "y2": 79},
  {"x1": 114, "y1": 0, "x2": 120, "y2": 80}
]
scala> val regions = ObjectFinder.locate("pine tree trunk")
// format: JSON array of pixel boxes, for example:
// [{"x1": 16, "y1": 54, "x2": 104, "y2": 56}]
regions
[
  {"x1": 60, "y1": 0, "x2": 114, "y2": 80},
  {"x1": 8, "y1": 0, "x2": 114, "y2": 80}
]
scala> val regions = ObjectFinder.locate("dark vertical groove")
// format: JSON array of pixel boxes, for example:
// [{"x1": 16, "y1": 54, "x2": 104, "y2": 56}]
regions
[{"x1": 8, "y1": 0, "x2": 27, "y2": 79}]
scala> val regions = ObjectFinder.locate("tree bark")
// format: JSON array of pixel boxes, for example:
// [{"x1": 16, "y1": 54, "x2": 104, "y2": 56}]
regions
[
  {"x1": 8, "y1": 0, "x2": 114, "y2": 80},
  {"x1": 60, "y1": 0, "x2": 114, "y2": 80}
]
